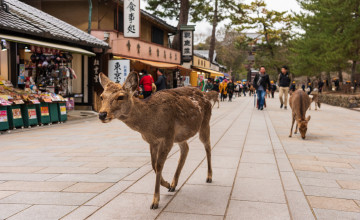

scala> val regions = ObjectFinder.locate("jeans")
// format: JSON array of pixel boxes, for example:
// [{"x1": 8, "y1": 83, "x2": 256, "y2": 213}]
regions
[{"x1": 257, "y1": 90, "x2": 266, "y2": 109}]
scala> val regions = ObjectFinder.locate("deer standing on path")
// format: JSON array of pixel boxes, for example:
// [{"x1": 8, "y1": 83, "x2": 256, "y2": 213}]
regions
[
  {"x1": 205, "y1": 91, "x2": 220, "y2": 108},
  {"x1": 309, "y1": 90, "x2": 321, "y2": 110},
  {"x1": 289, "y1": 90, "x2": 311, "y2": 139},
  {"x1": 98, "y1": 72, "x2": 213, "y2": 209}
]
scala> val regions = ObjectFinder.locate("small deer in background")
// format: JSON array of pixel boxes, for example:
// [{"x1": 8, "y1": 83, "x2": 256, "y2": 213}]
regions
[
  {"x1": 309, "y1": 90, "x2": 321, "y2": 110},
  {"x1": 98, "y1": 72, "x2": 213, "y2": 209},
  {"x1": 205, "y1": 91, "x2": 220, "y2": 108},
  {"x1": 289, "y1": 90, "x2": 311, "y2": 139}
]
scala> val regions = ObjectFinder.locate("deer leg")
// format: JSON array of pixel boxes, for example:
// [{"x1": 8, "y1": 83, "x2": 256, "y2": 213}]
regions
[
  {"x1": 169, "y1": 141, "x2": 189, "y2": 192},
  {"x1": 217, "y1": 100, "x2": 220, "y2": 108},
  {"x1": 199, "y1": 121, "x2": 212, "y2": 183},
  {"x1": 151, "y1": 142, "x2": 172, "y2": 210},
  {"x1": 212, "y1": 101, "x2": 216, "y2": 109},
  {"x1": 289, "y1": 114, "x2": 295, "y2": 137},
  {"x1": 150, "y1": 144, "x2": 170, "y2": 190},
  {"x1": 295, "y1": 122, "x2": 298, "y2": 134}
]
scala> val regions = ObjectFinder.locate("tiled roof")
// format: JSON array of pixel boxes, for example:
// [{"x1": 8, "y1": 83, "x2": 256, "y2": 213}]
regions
[
  {"x1": 194, "y1": 50, "x2": 218, "y2": 63},
  {"x1": 0, "y1": 0, "x2": 108, "y2": 48},
  {"x1": 141, "y1": 10, "x2": 177, "y2": 33}
]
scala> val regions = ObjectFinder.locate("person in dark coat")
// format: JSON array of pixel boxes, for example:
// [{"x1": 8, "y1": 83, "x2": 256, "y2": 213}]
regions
[
  {"x1": 227, "y1": 80, "x2": 235, "y2": 102},
  {"x1": 270, "y1": 81, "x2": 277, "y2": 98},
  {"x1": 253, "y1": 66, "x2": 271, "y2": 110},
  {"x1": 212, "y1": 80, "x2": 220, "y2": 92},
  {"x1": 318, "y1": 80, "x2": 324, "y2": 93},
  {"x1": 290, "y1": 81, "x2": 296, "y2": 92},
  {"x1": 155, "y1": 69, "x2": 166, "y2": 91}
]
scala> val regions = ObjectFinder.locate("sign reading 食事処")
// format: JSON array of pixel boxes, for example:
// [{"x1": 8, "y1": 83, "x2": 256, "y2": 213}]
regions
[
  {"x1": 124, "y1": 0, "x2": 140, "y2": 38},
  {"x1": 180, "y1": 25, "x2": 195, "y2": 62},
  {"x1": 108, "y1": 60, "x2": 130, "y2": 84}
]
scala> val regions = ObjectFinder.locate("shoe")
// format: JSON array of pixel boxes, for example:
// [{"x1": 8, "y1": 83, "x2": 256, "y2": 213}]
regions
[
  {"x1": 260, "y1": 107, "x2": 264, "y2": 110},
  {"x1": 280, "y1": 104, "x2": 283, "y2": 108},
  {"x1": 284, "y1": 106, "x2": 287, "y2": 110}
]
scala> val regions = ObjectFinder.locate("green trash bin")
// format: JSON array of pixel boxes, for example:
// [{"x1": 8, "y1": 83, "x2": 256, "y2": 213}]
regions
[
  {"x1": 8, "y1": 104, "x2": 24, "y2": 129},
  {"x1": 49, "y1": 102, "x2": 59, "y2": 123},
  {"x1": 58, "y1": 102, "x2": 67, "y2": 122},
  {"x1": 0, "y1": 105, "x2": 10, "y2": 131},
  {"x1": 21, "y1": 104, "x2": 39, "y2": 128},
  {"x1": 36, "y1": 102, "x2": 51, "y2": 125}
]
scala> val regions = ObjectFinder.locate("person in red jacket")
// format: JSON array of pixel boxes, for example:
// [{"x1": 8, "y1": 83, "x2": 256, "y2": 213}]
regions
[{"x1": 139, "y1": 70, "x2": 154, "y2": 99}]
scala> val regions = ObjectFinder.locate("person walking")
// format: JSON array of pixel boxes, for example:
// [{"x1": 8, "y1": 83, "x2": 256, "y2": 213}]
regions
[
  {"x1": 155, "y1": 69, "x2": 166, "y2": 91},
  {"x1": 307, "y1": 82, "x2": 313, "y2": 95},
  {"x1": 318, "y1": 80, "x2": 324, "y2": 93},
  {"x1": 139, "y1": 70, "x2": 154, "y2": 99},
  {"x1": 290, "y1": 81, "x2": 296, "y2": 92},
  {"x1": 219, "y1": 80, "x2": 228, "y2": 102},
  {"x1": 253, "y1": 66, "x2": 271, "y2": 110},
  {"x1": 270, "y1": 81, "x2": 277, "y2": 98},
  {"x1": 227, "y1": 80, "x2": 235, "y2": 102},
  {"x1": 278, "y1": 65, "x2": 291, "y2": 109},
  {"x1": 205, "y1": 79, "x2": 213, "y2": 91},
  {"x1": 212, "y1": 80, "x2": 220, "y2": 92},
  {"x1": 243, "y1": 82, "x2": 247, "y2": 96}
]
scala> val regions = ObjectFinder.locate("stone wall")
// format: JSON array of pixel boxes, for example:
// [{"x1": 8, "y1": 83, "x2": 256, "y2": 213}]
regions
[{"x1": 319, "y1": 93, "x2": 360, "y2": 108}]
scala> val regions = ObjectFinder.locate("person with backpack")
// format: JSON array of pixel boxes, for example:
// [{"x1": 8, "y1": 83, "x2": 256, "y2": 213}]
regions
[
  {"x1": 278, "y1": 65, "x2": 291, "y2": 110},
  {"x1": 253, "y1": 66, "x2": 271, "y2": 110},
  {"x1": 155, "y1": 69, "x2": 167, "y2": 91}
]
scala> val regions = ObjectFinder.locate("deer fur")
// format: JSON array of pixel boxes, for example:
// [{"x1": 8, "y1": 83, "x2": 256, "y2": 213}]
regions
[
  {"x1": 204, "y1": 91, "x2": 220, "y2": 108},
  {"x1": 98, "y1": 72, "x2": 213, "y2": 209},
  {"x1": 289, "y1": 90, "x2": 311, "y2": 139}
]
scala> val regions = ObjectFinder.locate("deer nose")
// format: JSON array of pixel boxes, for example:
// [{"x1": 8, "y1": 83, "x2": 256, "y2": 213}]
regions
[{"x1": 99, "y1": 112, "x2": 107, "y2": 120}]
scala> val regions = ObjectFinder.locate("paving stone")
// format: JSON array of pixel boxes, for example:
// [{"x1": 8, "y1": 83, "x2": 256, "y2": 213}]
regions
[
  {"x1": 8, "y1": 205, "x2": 77, "y2": 220},
  {"x1": 276, "y1": 158, "x2": 294, "y2": 172},
  {"x1": 232, "y1": 178, "x2": 286, "y2": 203},
  {"x1": 285, "y1": 190, "x2": 315, "y2": 220},
  {"x1": 0, "y1": 204, "x2": 30, "y2": 219},
  {"x1": 0, "y1": 191, "x2": 17, "y2": 200},
  {"x1": 48, "y1": 173, "x2": 127, "y2": 183},
  {"x1": 36, "y1": 167, "x2": 106, "y2": 174},
  {"x1": 187, "y1": 167, "x2": 237, "y2": 187},
  {"x1": 225, "y1": 200, "x2": 290, "y2": 220},
  {"x1": 280, "y1": 172, "x2": 302, "y2": 191},
  {"x1": 158, "y1": 212, "x2": 223, "y2": 220},
  {"x1": 88, "y1": 192, "x2": 172, "y2": 220},
  {"x1": 308, "y1": 196, "x2": 360, "y2": 212},
  {"x1": 237, "y1": 163, "x2": 280, "y2": 180},
  {"x1": 314, "y1": 208, "x2": 360, "y2": 220},
  {"x1": 337, "y1": 180, "x2": 360, "y2": 190},
  {"x1": 299, "y1": 177, "x2": 340, "y2": 188},
  {"x1": 241, "y1": 152, "x2": 276, "y2": 164},
  {"x1": 0, "y1": 173, "x2": 58, "y2": 181},
  {"x1": 165, "y1": 184, "x2": 231, "y2": 215},
  {"x1": 303, "y1": 185, "x2": 360, "y2": 200},
  {"x1": 62, "y1": 205, "x2": 99, "y2": 220},
  {"x1": 123, "y1": 164, "x2": 152, "y2": 181},
  {"x1": 0, "y1": 181, "x2": 75, "y2": 192},
  {"x1": 85, "y1": 180, "x2": 134, "y2": 207},
  {"x1": 0, "y1": 192, "x2": 96, "y2": 205},
  {"x1": 0, "y1": 167, "x2": 44, "y2": 173},
  {"x1": 201, "y1": 156, "x2": 239, "y2": 169},
  {"x1": 63, "y1": 182, "x2": 114, "y2": 193},
  {"x1": 291, "y1": 163, "x2": 326, "y2": 172}
]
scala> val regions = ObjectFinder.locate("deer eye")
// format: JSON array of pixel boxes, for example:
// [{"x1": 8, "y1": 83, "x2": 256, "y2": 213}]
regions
[{"x1": 117, "y1": 96, "x2": 125, "y2": 101}]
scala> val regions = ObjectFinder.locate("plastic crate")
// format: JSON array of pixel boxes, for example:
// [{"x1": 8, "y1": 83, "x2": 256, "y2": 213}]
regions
[
  {"x1": 21, "y1": 104, "x2": 39, "y2": 127},
  {"x1": 8, "y1": 104, "x2": 24, "y2": 129},
  {"x1": 58, "y1": 102, "x2": 67, "y2": 122},
  {"x1": 0, "y1": 106, "x2": 10, "y2": 131},
  {"x1": 36, "y1": 103, "x2": 51, "y2": 125}
]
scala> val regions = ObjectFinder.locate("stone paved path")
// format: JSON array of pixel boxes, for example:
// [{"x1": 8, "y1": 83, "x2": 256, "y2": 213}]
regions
[{"x1": 0, "y1": 93, "x2": 359, "y2": 219}]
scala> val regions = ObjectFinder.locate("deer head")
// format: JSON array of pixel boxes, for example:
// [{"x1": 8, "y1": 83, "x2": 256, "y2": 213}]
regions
[
  {"x1": 298, "y1": 115, "x2": 311, "y2": 139},
  {"x1": 98, "y1": 72, "x2": 139, "y2": 123}
]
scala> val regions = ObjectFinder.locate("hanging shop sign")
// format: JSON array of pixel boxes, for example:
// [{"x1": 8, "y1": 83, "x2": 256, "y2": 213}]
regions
[
  {"x1": 180, "y1": 25, "x2": 195, "y2": 62},
  {"x1": 0, "y1": 110, "x2": 7, "y2": 122},
  {"x1": 124, "y1": 0, "x2": 140, "y2": 38},
  {"x1": 108, "y1": 60, "x2": 130, "y2": 84}
]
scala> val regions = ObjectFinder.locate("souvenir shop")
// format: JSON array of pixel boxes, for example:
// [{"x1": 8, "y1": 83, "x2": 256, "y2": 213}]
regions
[{"x1": 0, "y1": 36, "x2": 93, "y2": 132}]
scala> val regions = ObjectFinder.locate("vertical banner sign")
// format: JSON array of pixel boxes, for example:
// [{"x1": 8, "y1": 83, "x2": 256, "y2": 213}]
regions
[
  {"x1": 182, "y1": 31, "x2": 193, "y2": 58},
  {"x1": 108, "y1": 60, "x2": 131, "y2": 84},
  {"x1": 124, "y1": 0, "x2": 140, "y2": 38}
]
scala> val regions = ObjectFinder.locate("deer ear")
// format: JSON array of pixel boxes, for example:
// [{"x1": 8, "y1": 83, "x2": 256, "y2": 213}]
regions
[
  {"x1": 306, "y1": 115, "x2": 311, "y2": 122},
  {"x1": 99, "y1": 72, "x2": 112, "y2": 88},
  {"x1": 123, "y1": 71, "x2": 139, "y2": 92}
]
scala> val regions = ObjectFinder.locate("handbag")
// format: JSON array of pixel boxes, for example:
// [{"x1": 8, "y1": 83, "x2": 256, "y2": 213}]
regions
[{"x1": 150, "y1": 75, "x2": 157, "y2": 93}]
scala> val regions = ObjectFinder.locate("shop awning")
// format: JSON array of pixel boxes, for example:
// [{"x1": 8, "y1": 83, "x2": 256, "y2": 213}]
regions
[
  {"x1": 0, "y1": 34, "x2": 96, "y2": 56},
  {"x1": 113, "y1": 56, "x2": 191, "y2": 71},
  {"x1": 193, "y1": 67, "x2": 224, "y2": 77}
]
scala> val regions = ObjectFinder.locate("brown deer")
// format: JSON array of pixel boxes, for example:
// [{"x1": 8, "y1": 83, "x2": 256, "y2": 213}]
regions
[
  {"x1": 289, "y1": 90, "x2": 311, "y2": 139},
  {"x1": 204, "y1": 91, "x2": 220, "y2": 108},
  {"x1": 309, "y1": 90, "x2": 321, "y2": 111},
  {"x1": 98, "y1": 72, "x2": 213, "y2": 209}
]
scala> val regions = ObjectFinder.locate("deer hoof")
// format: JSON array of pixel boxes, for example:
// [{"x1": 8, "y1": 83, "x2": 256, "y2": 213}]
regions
[
  {"x1": 289, "y1": 135, "x2": 292, "y2": 138},
  {"x1": 168, "y1": 187, "x2": 176, "y2": 192},
  {"x1": 150, "y1": 203, "x2": 159, "y2": 209},
  {"x1": 206, "y1": 177, "x2": 212, "y2": 183}
]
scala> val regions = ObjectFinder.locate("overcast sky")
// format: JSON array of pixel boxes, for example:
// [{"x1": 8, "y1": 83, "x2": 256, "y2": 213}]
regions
[{"x1": 140, "y1": 0, "x2": 302, "y2": 43}]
